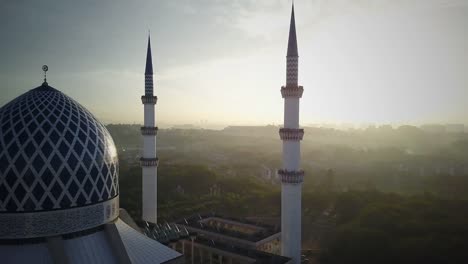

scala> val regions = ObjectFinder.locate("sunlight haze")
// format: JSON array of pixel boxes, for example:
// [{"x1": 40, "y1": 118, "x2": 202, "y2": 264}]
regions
[{"x1": 1, "y1": 0, "x2": 467, "y2": 127}]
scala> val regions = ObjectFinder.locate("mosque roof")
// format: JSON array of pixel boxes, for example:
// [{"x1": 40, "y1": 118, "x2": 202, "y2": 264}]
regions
[
  {"x1": 0, "y1": 81, "x2": 119, "y2": 238},
  {"x1": 0, "y1": 219, "x2": 183, "y2": 264}
]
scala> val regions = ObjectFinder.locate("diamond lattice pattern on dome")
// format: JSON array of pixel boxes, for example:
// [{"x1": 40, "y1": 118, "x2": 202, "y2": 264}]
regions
[{"x1": 0, "y1": 87, "x2": 119, "y2": 212}]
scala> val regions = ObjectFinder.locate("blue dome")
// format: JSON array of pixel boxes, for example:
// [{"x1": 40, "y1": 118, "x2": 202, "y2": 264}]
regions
[{"x1": 0, "y1": 82, "x2": 120, "y2": 238}]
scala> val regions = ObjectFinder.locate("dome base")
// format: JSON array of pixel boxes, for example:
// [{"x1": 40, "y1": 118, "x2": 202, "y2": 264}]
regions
[{"x1": 0, "y1": 196, "x2": 119, "y2": 239}]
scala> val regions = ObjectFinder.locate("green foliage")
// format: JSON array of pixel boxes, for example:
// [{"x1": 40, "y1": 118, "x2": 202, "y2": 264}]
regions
[
  {"x1": 108, "y1": 125, "x2": 468, "y2": 261},
  {"x1": 323, "y1": 191, "x2": 468, "y2": 264},
  {"x1": 119, "y1": 162, "x2": 281, "y2": 222},
  {"x1": 322, "y1": 227, "x2": 393, "y2": 264}
]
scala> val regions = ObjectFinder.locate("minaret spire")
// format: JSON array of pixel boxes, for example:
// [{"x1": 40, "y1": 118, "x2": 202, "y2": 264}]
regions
[
  {"x1": 287, "y1": 4, "x2": 298, "y2": 57},
  {"x1": 145, "y1": 35, "x2": 153, "y2": 76},
  {"x1": 279, "y1": 2, "x2": 304, "y2": 263},
  {"x1": 141, "y1": 33, "x2": 159, "y2": 224}
]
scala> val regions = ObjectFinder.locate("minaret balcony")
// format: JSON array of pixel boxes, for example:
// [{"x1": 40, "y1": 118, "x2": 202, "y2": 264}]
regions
[
  {"x1": 141, "y1": 95, "x2": 158, "y2": 104},
  {"x1": 281, "y1": 85, "x2": 303, "y2": 98},
  {"x1": 278, "y1": 169, "x2": 304, "y2": 184},
  {"x1": 140, "y1": 157, "x2": 159, "y2": 167},
  {"x1": 279, "y1": 128, "x2": 304, "y2": 141},
  {"x1": 141, "y1": 126, "x2": 158, "y2": 135}
]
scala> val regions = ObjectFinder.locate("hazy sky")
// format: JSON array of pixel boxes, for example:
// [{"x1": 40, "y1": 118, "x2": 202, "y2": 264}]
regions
[{"x1": 1, "y1": 0, "x2": 468, "y2": 127}]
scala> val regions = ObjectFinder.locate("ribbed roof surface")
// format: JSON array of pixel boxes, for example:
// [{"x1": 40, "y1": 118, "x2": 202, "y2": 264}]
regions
[
  {"x1": 0, "y1": 219, "x2": 182, "y2": 264},
  {"x1": 116, "y1": 219, "x2": 183, "y2": 263}
]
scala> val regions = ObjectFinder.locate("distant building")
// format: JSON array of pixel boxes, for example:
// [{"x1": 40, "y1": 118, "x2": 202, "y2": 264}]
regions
[
  {"x1": 222, "y1": 126, "x2": 278, "y2": 138},
  {"x1": 420, "y1": 124, "x2": 446, "y2": 134},
  {"x1": 209, "y1": 184, "x2": 221, "y2": 196},
  {"x1": 445, "y1": 124, "x2": 465, "y2": 133},
  {"x1": 172, "y1": 124, "x2": 202, "y2": 130}
]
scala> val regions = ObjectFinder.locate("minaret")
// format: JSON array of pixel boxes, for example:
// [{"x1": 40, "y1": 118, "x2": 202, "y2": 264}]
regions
[
  {"x1": 141, "y1": 35, "x2": 159, "y2": 224},
  {"x1": 279, "y1": 4, "x2": 304, "y2": 263}
]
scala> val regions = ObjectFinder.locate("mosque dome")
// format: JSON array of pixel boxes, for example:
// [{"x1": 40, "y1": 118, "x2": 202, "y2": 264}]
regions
[{"x1": 0, "y1": 81, "x2": 119, "y2": 239}]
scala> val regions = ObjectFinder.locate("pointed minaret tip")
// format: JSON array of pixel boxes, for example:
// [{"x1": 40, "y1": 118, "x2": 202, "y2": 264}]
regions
[
  {"x1": 145, "y1": 34, "x2": 153, "y2": 75},
  {"x1": 287, "y1": 3, "x2": 298, "y2": 57}
]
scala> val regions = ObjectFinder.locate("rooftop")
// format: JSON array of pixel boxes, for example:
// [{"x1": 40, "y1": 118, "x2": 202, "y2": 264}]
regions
[
  {"x1": 141, "y1": 215, "x2": 289, "y2": 264},
  {"x1": 193, "y1": 236, "x2": 290, "y2": 264},
  {"x1": 176, "y1": 213, "x2": 280, "y2": 243}
]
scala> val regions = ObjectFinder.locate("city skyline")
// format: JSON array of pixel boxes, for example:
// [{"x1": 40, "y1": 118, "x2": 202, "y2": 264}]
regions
[{"x1": 2, "y1": 0, "x2": 468, "y2": 126}]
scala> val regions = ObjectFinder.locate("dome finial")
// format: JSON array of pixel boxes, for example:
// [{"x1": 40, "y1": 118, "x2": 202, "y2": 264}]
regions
[{"x1": 42, "y1": 65, "x2": 48, "y2": 85}]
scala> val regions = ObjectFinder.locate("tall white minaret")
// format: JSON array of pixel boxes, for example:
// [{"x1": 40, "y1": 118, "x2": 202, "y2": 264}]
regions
[
  {"x1": 141, "y1": 35, "x2": 159, "y2": 224},
  {"x1": 279, "y1": 4, "x2": 304, "y2": 263}
]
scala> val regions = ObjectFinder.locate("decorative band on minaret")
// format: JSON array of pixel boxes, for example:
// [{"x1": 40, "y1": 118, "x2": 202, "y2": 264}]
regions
[
  {"x1": 279, "y1": 128, "x2": 304, "y2": 141},
  {"x1": 280, "y1": 4, "x2": 303, "y2": 263},
  {"x1": 141, "y1": 95, "x2": 157, "y2": 104},
  {"x1": 141, "y1": 126, "x2": 158, "y2": 135},
  {"x1": 140, "y1": 157, "x2": 159, "y2": 167},
  {"x1": 141, "y1": 35, "x2": 159, "y2": 224},
  {"x1": 281, "y1": 86, "x2": 303, "y2": 98},
  {"x1": 278, "y1": 169, "x2": 305, "y2": 184}
]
